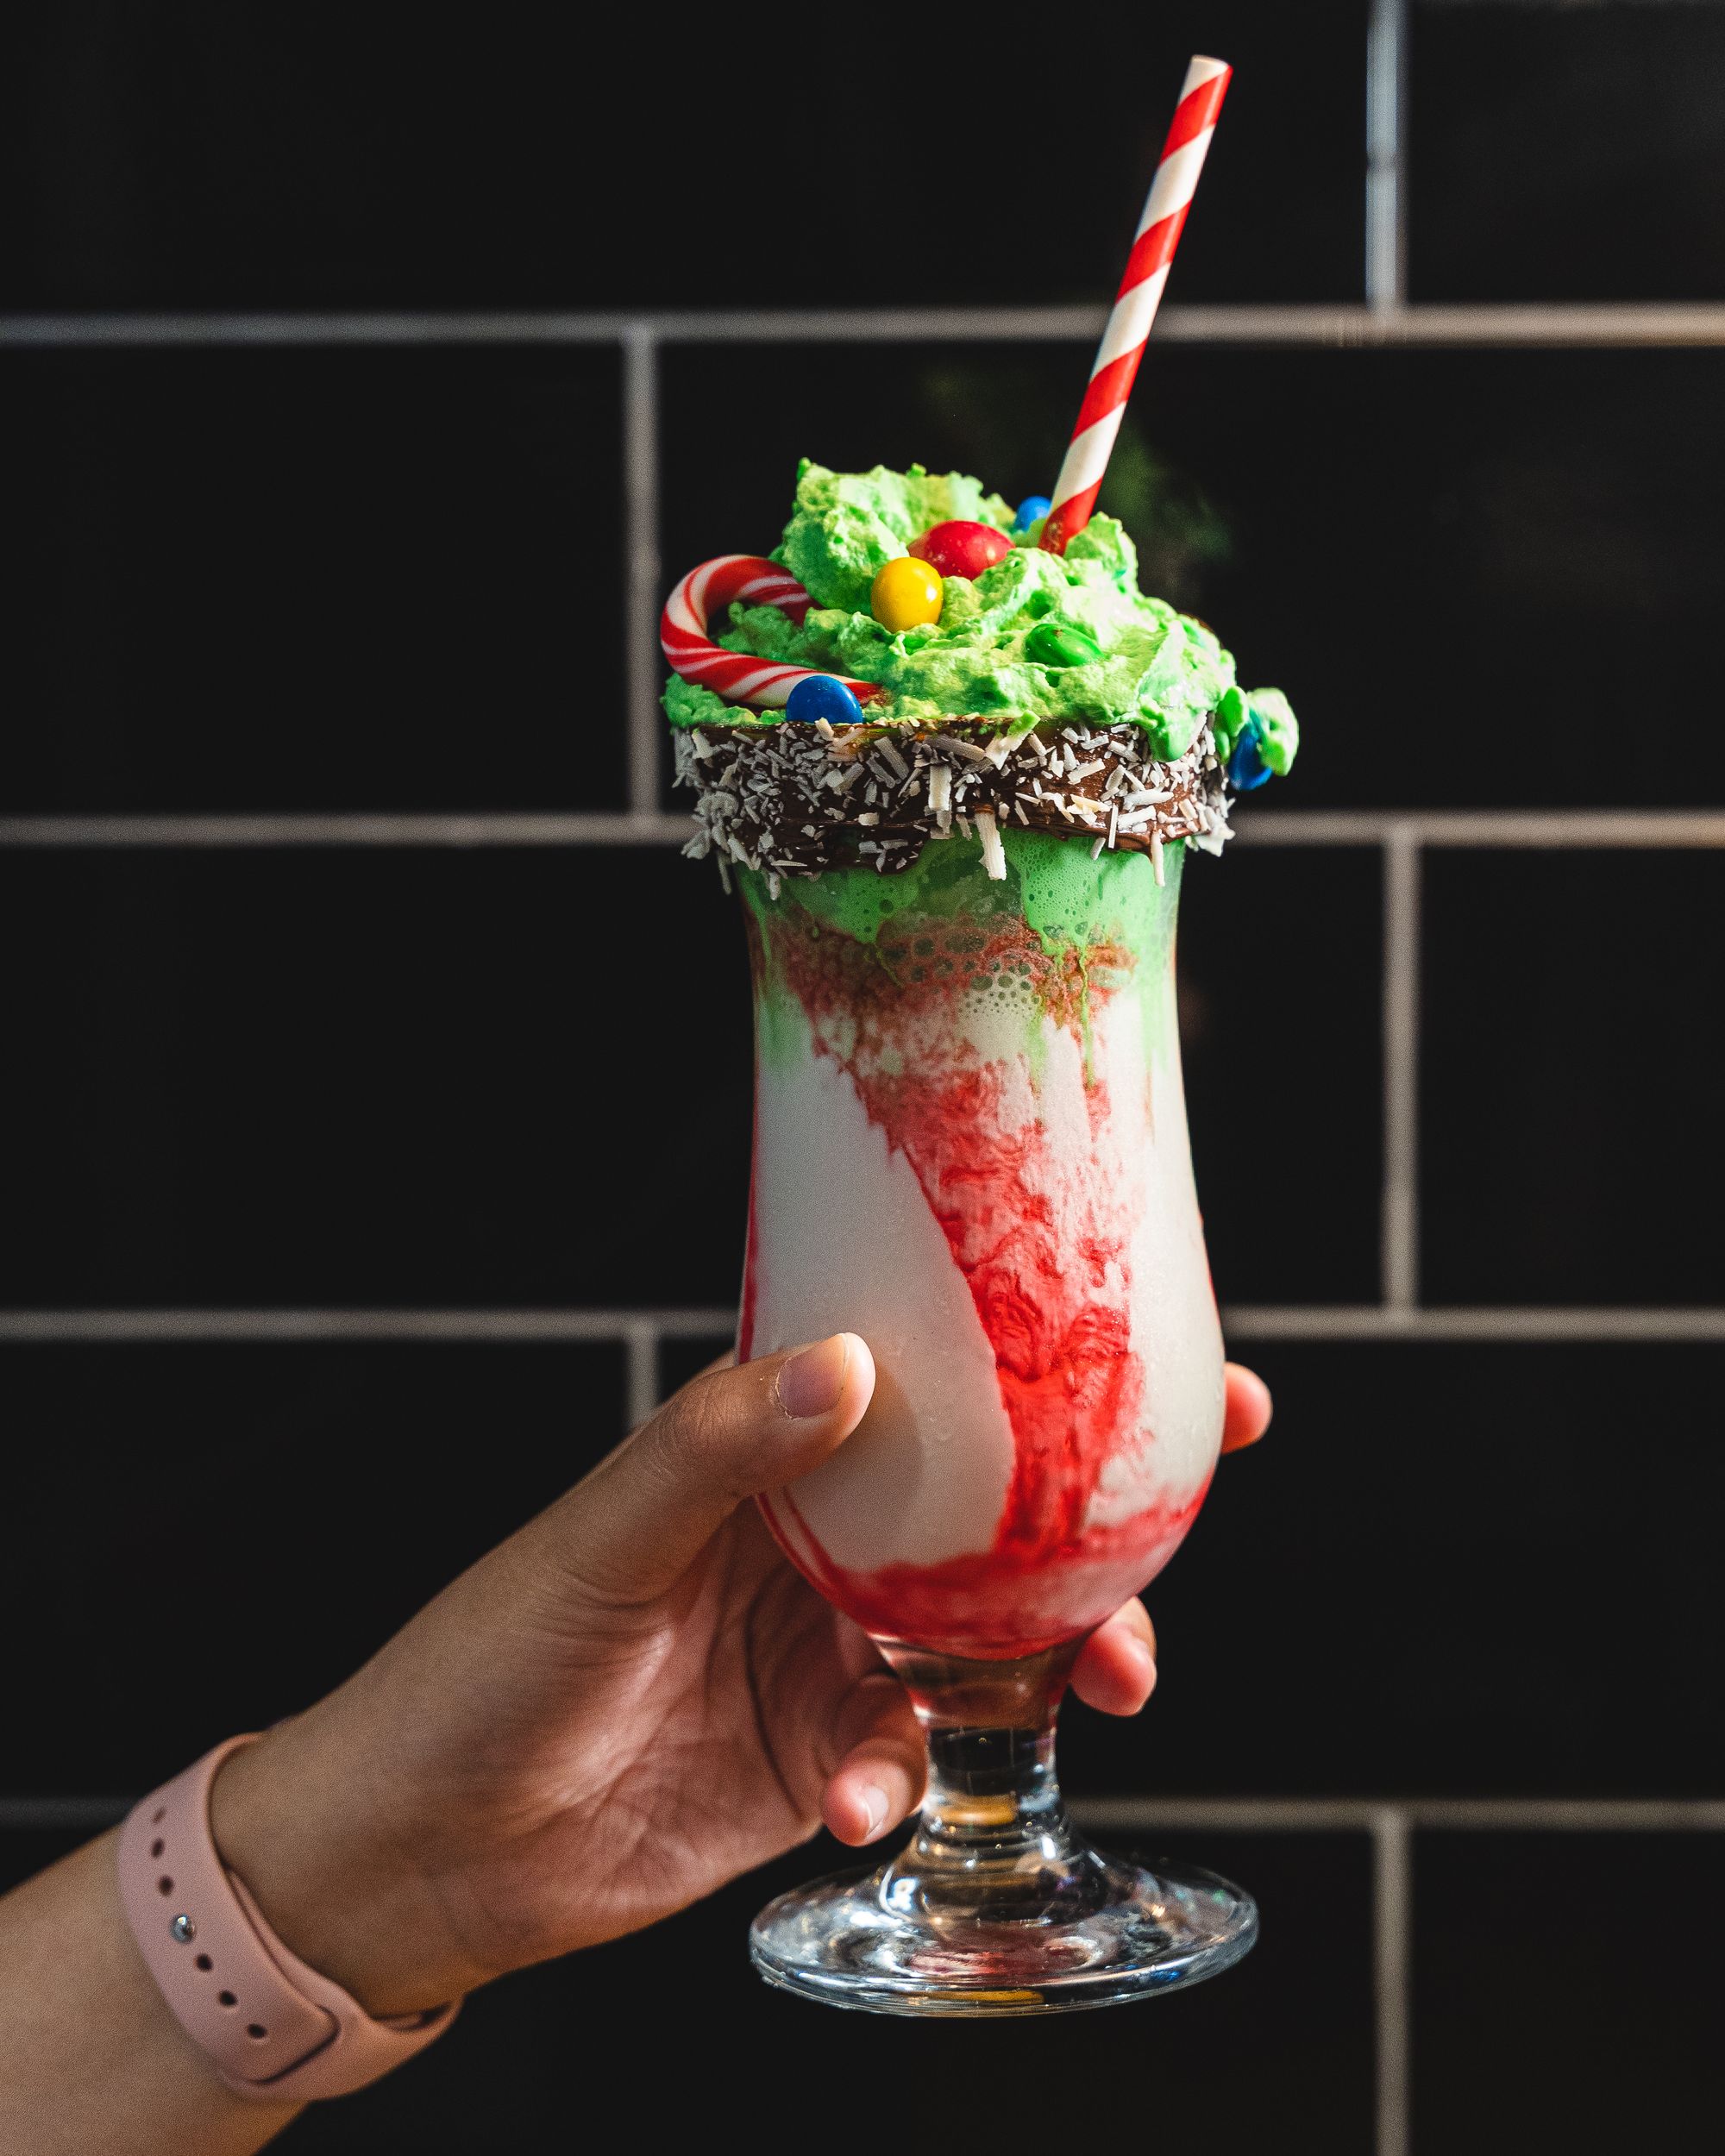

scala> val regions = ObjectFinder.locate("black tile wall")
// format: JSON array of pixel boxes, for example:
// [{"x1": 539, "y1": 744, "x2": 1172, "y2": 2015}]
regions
[
  {"x1": 0, "y1": 842, "x2": 1376, "y2": 1311},
  {"x1": 1411, "y1": 3, "x2": 1725, "y2": 304},
  {"x1": 3, "y1": 3, "x2": 1366, "y2": 314},
  {"x1": 0, "y1": 848, "x2": 753, "y2": 1309},
  {"x1": 661, "y1": 343, "x2": 1725, "y2": 811},
  {"x1": 1182, "y1": 846, "x2": 1383, "y2": 1305},
  {"x1": 1422, "y1": 850, "x2": 1725, "y2": 1308},
  {"x1": 0, "y1": 1344, "x2": 624, "y2": 1793},
  {"x1": 268, "y1": 1828, "x2": 1372, "y2": 2156},
  {"x1": 2, "y1": 348, "x2": 625, "y2": 813},
  {"x1": 1058, "y1": 1341, "x2": 1725, "y2": 1801},
  {"x1": 8, "y1": 5, "x2": 1725, "y2": 2138},
  {"x1": 1413, "y1": 1833, "x2": 1725, "y2": 2156}
]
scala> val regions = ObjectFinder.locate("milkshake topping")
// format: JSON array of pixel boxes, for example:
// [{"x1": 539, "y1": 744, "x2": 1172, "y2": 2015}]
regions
[{"x1": 663, "y1": 460, "x2": 1297, "y2": 885}]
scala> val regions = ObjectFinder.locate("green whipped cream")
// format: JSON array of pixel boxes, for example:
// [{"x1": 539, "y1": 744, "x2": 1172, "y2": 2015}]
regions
[{"x1": 663, "y1": 460, "x2": 1298, "y2": 768}]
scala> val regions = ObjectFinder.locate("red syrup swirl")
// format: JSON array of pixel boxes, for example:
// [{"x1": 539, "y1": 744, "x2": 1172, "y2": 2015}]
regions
[{"x1": 743, "y1": 900, "x2": 1210, "y2": 1659}]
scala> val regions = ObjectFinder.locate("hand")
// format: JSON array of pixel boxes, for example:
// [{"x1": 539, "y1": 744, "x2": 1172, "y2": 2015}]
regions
[{"x1": 213, "y1": 1339, "x2": 1273, "y2": 2020}]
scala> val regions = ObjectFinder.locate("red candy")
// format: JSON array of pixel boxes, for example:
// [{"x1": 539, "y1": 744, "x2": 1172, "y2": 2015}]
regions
[{"x1": 908, "y1": 519, "x2": 1013, "y2": 582}]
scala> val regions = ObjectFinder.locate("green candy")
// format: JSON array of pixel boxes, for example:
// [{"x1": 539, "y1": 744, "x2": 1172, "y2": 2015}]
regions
[
  {"x1": 1245, "y1": 687, "x2": 1300, "y2": 776},
  {"x1": 1025, "y1": 618, "x2": 1103, "y2": 667}
]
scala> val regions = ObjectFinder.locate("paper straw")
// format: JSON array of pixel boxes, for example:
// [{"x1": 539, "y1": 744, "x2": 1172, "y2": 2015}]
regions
[{"x1": 1041, "y1": 55, "x2": 1232, "y2": 555}]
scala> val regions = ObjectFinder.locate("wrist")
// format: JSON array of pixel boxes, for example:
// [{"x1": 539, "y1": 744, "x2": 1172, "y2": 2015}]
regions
[{"x1": 208, "y1": 1718, "x2": 482, "y2": 2019}]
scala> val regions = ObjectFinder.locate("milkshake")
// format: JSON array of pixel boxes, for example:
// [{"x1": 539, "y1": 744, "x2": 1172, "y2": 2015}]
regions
[
  {"x1": 663, "y1": 459, "x2": 1298, "y2": 2013},
  {"x1": 741, "y1": 832, "x2": 1221, "y2": 1662}
]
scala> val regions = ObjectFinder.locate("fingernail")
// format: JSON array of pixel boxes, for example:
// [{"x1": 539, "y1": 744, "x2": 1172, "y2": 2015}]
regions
[
  {"x1": 776, "y1": 1334, "x2": 850, "y2": 1420},
  {"x1": 1126, "y1": 1640, "x2": 1157, "y2": 1695},
  {"x1": 862, "y1": 1785, "x2": 889, "y2": 1838}
]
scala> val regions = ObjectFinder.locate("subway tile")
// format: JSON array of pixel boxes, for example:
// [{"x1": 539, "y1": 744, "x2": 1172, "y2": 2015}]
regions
[
  {"x1": 8, "y1": 5, "x2": 1365, "y2": 315},
  {"x1": 1182, "y1": 847, "x2": 1383, "y2": 1305},
  {"x1": 0, "y1": 847, "x2": 754, "y2": 1309},
  {"x1": 1413, "y1": 1831, "x2": 1725, "y2": 2156},
  {"x1": 1059, "y1": 1341, "x2": 1725, "y2": 1802},
  {"x1": 1410, "y1": 4, "x2": 1725, "y2": 304},
  {"x1": 278, "y1": 1829, "x2": 1372, "y2": 2155},
  {"x1": 1422, "y1": 852, "x2": 1725, "y2": 1307},
  {"x1": 0, "y1": 1344, "x2": 624, "y2": 1792},
  {"x1": 661, "y1": 345, "x2": 1725, "y2": 812},
  {"x1": 0, "y1": 840, "x2": 1370, "y2": 1311},
  {"x1": 2, "y1": 348, "x2": 624, "y2": 812}
]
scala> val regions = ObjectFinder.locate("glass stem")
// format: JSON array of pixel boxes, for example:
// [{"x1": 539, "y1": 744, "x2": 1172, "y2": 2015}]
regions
[{"x1": 875, "y1": 1640, "x2": 1114, "y2": 1926}]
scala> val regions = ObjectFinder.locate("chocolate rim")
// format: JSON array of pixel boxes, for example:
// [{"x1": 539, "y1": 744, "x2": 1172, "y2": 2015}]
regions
[{"x1": 674, "y1": 718, "x2": 1232, "y2": 887}]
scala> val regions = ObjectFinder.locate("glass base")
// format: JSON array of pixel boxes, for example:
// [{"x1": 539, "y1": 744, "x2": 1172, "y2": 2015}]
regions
[{"x1": 751, "y1": 1850, "x2": 1258, "y2": 2017}]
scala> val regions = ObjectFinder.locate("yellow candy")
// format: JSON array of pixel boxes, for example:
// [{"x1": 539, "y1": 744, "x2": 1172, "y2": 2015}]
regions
[{"x1": 871, "y1": 555, "x2": 944, "y2": 632}]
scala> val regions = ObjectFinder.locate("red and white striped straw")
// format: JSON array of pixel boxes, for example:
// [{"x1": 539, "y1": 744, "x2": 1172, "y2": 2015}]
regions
[{"x1": 1041, "y1": 55, "x2": 1232, "y2": 555}]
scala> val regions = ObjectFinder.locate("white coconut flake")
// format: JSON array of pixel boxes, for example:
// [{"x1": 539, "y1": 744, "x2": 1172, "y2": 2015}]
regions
[{"x1": 974, "y1": 808, "x2": 1007, "y2": 881}]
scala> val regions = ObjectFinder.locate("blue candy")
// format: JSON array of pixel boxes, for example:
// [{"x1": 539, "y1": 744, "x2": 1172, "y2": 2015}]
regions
[
  {"x1": 1227, "y1": 724, "x2": 1273, "y2": 792},
  {"x1": 1013, "y1": 493, "x2": 1052, "y2": 535},
  {"x1": 785, "y1": 674, "x2": 864, "y2": 728}
]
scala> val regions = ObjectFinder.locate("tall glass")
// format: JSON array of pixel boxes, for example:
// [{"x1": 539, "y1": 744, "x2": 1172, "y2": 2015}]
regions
[{"x1": 736, "y1": 825, "x2": 1255, "y2": 2014}]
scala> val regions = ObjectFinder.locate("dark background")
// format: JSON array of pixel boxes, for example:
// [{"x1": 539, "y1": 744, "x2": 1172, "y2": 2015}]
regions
[{"x1": 5, "y1": 3, "x2": 1725, "y2": 2151}]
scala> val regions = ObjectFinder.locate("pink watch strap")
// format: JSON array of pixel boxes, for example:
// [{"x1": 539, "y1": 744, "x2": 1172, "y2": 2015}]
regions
[{"x1": 117, "y1": 1736, "x2": 458, "y2": 2102}]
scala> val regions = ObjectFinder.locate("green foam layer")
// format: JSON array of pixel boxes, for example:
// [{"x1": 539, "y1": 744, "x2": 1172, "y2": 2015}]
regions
[
  {"x1": 743, "y1": 825, "x2": 1182, "y2": 959},
  {"x1": 741, "y1": 828, "x2": 1183, "y2": 1082}
]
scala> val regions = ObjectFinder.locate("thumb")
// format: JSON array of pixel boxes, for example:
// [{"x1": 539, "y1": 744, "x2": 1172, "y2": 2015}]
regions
[{"x1": 549, "y1": 1332, "x2": 875, "y2": 1606}]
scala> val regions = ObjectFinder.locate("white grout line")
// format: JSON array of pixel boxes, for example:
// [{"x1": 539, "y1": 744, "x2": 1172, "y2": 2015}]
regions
[
  {"x1": 1223, "y1": 1306, "x2": 1725, "y2": 1343},
  {"x1": 9, "y1": 1793, "x2": 1724, "y2": 1837},
  {"x1": 0, "y1": 813, "x2": 695, "y2": 848},
  {"x1": 623, "y1": 1318, "x2": 662, "y2": 1431},
  {"x1": 7, "y1": 1306, "x2": 1725, "y2": 1345},
  {"x1": 1382, "y1": 828, "x2": 1421, "y2": 1310},
  {"x1": 0, "y1": 1308, "x2": 737, "y2": 1344},
  {"x1": 1230, "y1": 810, "x2": 1725, "y2": 849},
  {"x1": 623, "y1": 326, "x2": 662, "y2": 818},
  {"x1": 1072, "y1": 1795, "x2": 1725, "y2": 1833},
  {"x1": 9, "y1": 304, "x2": 1725, "y2": 348},
  {"x1": 7, "y1": 808, "x2": 1725, "y2": 850},
  {"x1": 1373, "y1": 1807, "x2": 1413, "y2": 2156},
  {"x1": 1366, "y1": 0, "x2": 1409, "y2": 315}
]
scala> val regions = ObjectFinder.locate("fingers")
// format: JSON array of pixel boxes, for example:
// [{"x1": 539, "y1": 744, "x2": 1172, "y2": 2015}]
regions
[
  {"x1": 1221, "y1": 1361, "x2": 1273, "y2": 1454},
  {"x1": 549, "y1": 1333, "x2": 876, "y2": 1606},
  {"x1": 820, "y1": 1671, "x2": 925, "y2": 1847},
  {"x1": 1070, "y1": 1598, "x2": 1158, "y2": 1715}
]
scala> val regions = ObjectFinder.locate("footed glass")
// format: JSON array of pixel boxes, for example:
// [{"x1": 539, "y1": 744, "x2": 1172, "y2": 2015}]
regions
[{"x1": 737, "y1": 829, "x2": 1254, "y2": 2014}]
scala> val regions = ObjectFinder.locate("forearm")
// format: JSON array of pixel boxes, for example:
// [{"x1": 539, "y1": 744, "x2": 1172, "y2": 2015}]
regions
[{"x1": 0, "y1": 1831, "x2": 299, "y2": 2156}]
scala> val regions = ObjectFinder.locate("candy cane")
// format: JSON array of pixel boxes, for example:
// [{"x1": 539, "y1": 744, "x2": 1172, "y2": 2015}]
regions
[
  {"x1": 661, "y1": 555, "x2": 883, "y2": 710},
  {"x1": 1041, "y1": 56, "x2": 1231, "y2": 555}
]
